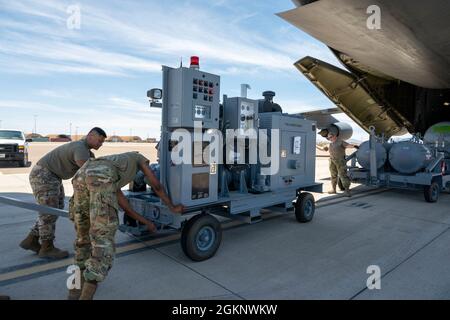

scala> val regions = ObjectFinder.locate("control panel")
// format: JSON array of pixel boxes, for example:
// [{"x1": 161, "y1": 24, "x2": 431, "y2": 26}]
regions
[
  {"x1": 223, "y1": 97, "x2": 259, "y2": 131},
  {"x1": 165, "y1": 66, "x2": 220, "y2": 129}
]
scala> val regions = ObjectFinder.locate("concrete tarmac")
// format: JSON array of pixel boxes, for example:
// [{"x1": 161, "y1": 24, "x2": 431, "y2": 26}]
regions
[{"x1": 1, "y1": 144, "x2": 449, "y2": 300}]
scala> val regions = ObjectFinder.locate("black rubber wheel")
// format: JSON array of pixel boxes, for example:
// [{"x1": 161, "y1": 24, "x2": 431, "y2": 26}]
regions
[
  {"x1": 181, "y1": 214, "x2": 222, "y2": 261},
  {"x1": 295, "y1": 192, "x2": 315, "y2": 223},
  {"x1": 337, "y1": 178, "x2": 345, "y2": 191},
  {"x1": 424, "y1": 181, "x2": 440, "y2": 203}
]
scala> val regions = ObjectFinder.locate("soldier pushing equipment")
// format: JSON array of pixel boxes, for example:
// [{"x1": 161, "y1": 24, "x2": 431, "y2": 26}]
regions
[
  {"x1": 20, "y1": 128, "x2": 107, "y2": 259},
  {"x1": 68, "y1": 152, "x2": 183, "y2": 300}
]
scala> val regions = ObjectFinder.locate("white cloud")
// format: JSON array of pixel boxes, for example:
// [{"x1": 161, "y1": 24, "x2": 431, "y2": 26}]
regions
[
  {"x1": 108, "y1": 97, "x2": 146, "y2": 110},
  {"x1": 0, "y1": 99, "x2": 80, "y2": 114},
  {"x1": 34, "y1": 89, "x2": 72, "y2": 99},
  {"x1": 0, "y1": 30, "x2": 162, "y2": 76},
  {"x1": 0, "y1": 1, "x2": 66, "y2": 22},
  {"x1": 0, "y1": 0, "x2": 337, "y2": 77},
  {"x1": 106, "y1": 97, "x2": 162, "y2": 118},
  {"x1": 0, "y1": 0, "x2": 355, "y2": 137},
  {"x1": 0, "y1": 56, "x2": 126, "y2": 76}
]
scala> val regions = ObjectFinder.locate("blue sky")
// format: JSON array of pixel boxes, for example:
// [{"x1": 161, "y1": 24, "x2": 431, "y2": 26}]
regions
[{"x1": 0, "y1": 0, "x2": 368, "y2": 140}]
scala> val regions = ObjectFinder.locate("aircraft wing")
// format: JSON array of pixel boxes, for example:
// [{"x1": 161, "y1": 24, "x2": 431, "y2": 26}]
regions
[{"x1": 278, "y1": 0, "x2": 450, "y2": 89}]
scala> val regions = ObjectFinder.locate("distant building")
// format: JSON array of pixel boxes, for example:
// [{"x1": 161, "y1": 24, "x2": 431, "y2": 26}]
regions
[
  {"x1": 105, "y1": 135, "x2": 143, "y2": 143},
  {"x1": 26, "y1": 133, "x2": 43, "y2": 139},
  {"x1": 46, "y1": 134, "x2": 72, "y2": 142},
  {"x1": 106, "y1": 135, "x2": 123, "y2": 143},
  {"x1": 26, "y1": 133, "x2": 49, "y2": 142}
]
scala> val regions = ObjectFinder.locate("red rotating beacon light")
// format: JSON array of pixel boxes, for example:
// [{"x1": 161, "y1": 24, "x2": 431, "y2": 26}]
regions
[{"x1": 190, "y1": 56, "x2": 200, "y2": 70}]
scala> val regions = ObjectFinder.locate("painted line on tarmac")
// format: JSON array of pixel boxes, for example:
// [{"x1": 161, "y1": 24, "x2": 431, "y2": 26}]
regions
[
  {"x1": 0, "y1": 189, "x2": 384, "y2": 287},
  {"x1": 0, "y1": 231, "x2": 180, "y2": 276},
  {"x1": 0, "y1": 234, "x2": 180, "y2": 286},
  {"x1": 0, "y1": 220, "x2": 244, "y2": 287}
]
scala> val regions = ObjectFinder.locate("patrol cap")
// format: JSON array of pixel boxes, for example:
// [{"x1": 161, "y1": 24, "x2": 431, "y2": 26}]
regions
[{"x1": 318, "y1": 129, "x2": 329, "y2": 137}]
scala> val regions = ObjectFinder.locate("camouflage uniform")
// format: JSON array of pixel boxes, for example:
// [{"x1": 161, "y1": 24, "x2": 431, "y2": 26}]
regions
[
  {"x1": 29, "y1": 165, "x2": 65, "y2": 241},
  {"x1": 70, "y1": 152, "x2": 149, "y2": 282},
  {"x1": 70, "y1": 159, "x2": 119, "y2": 282},
  {"x1": 26, "y1": 139, "x2": 92, "y2": 243},
  {"x1": 329, "y1": 140, "x2": 351, "y2": 190}
]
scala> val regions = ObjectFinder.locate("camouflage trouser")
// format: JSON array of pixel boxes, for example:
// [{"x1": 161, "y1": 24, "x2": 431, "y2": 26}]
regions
[
  {"x1": 29, "y1": 165, "x2": 64, "y2": 241},
  {"x1": 329, "y1": 158, "x2": 351, "y2": 189},
  {"x1": 69, "y1": 160, "x2": 119, "y2": 283}
]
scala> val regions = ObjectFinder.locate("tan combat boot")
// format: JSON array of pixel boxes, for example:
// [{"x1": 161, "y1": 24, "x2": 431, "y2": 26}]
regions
[
  {"x1": 67, "y1": 273, "x2": 85, "y2": 300},
  {"x1": 19, "y1": 233, "x2": 41, "y2": 253},
  {"x1": 79, "y1": 281, "x2": 97, "y2": 300},
  {"x1": 38, "y1": 240, "x2": 69, "y2": 259}
]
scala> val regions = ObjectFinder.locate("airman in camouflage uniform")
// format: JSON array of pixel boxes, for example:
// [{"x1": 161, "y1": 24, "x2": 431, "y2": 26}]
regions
[
  {"x1": 329, "y1": 148, "x2": 351, "y2": 194},
  {"x1": 28, "y1": 165, "x2": 65, "y2": 243},
  {"x1": 317, "y1": 131, "x2": 357, "y2": 197},
  {"x1": 327, "y1": 133, "x2": 357, "y2": 196},
  {"x1": 20, "y1": 128, "x2": 106, "y2": 259},
  {"x1": 70, "y1": 159, "x2": 119, "y2": 282},
  {"x1": 68, "y1": 152, "x2": 184, "y2": 300}
]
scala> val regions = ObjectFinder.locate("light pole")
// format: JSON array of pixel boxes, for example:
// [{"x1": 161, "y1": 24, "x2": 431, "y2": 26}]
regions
[
  {"x1": 69, "y1": 123, "x2": 72, "y2": 138},
  {"x1": 75, "y1": 126, "x2": 79, "y2": 140}
]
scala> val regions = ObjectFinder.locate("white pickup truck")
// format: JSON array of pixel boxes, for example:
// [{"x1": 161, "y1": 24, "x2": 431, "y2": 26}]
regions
[{"x1": 0, "y1": 129, "x2": 31, "y2": 167}]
